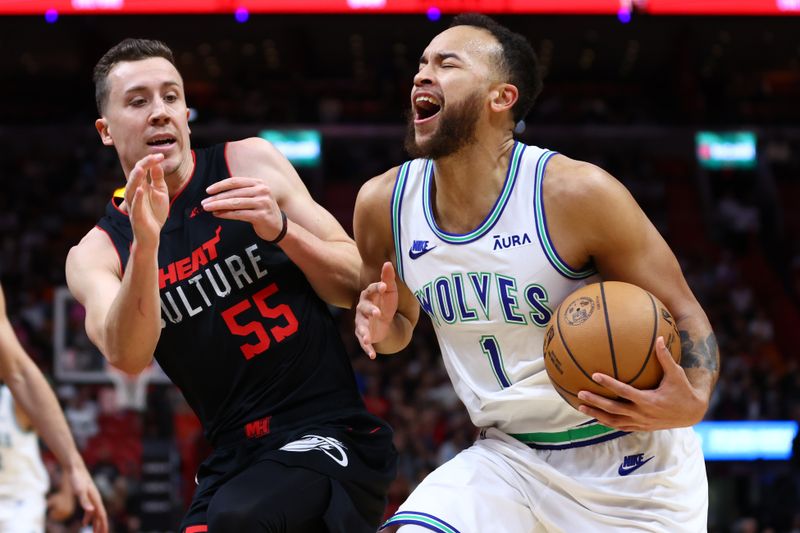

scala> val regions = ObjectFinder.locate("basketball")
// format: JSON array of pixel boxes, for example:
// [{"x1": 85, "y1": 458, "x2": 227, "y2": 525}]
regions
[{"x1": 543, "y1": 281, "x2": 681, "y2": 411}]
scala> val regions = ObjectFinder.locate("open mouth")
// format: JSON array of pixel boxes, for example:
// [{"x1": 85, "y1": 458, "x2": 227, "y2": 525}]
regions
[
  {"x1": 146, "y1": 136, "x2": 176, "y2": 147},
  {"x1": 414, "y1": 95, "x2": 442, "y2": 121}
]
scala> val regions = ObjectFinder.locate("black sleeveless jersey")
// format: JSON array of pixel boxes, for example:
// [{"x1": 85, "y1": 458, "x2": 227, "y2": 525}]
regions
[{"x1": 96, "y1": 144, "x2": 366, "y2": 444}]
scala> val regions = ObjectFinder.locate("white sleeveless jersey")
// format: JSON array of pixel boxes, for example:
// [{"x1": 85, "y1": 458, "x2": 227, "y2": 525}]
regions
[
  {"x1": 392, "y1": 142, "x2": 605, "y2": 438},
  {"x1": 0, "y1": 385, "x2": 48, "y2": 500}
]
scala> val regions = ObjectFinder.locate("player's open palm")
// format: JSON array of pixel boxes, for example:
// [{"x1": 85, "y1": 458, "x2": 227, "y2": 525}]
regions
[
  {"x1": 126, "y1": 154, "x2": 169, "y2": 248},
  {"x1": 356, "y1": 261, "x2": 398, "y2": 359}
]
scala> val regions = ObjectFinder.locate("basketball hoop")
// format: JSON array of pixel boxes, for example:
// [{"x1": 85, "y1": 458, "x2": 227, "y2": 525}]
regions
[{"x1": 105, "y1": 364, "x2": 153, "y2": 412}]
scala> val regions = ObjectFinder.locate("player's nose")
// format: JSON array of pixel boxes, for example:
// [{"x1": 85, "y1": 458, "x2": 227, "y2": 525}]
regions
[
  {"x1": 148, "y1": 99, "x2": 171, "y2": 124},
  {"x1": 413, "y1": 66, "x2": 434, "y2": 87}
]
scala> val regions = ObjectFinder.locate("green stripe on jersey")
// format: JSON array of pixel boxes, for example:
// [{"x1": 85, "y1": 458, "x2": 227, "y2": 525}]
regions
[
  {"x1": 510, "y1": 422, "x2": 616, "y2": 445},
  {"x1": 383, "y1": 512, "x2": 460, "y2": 533},
  {"x1": 391, "y1": 162, "x2": 412, "y2": 281}
]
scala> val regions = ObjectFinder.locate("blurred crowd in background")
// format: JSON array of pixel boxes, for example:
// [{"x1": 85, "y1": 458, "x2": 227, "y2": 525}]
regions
[{"x1": 1, "y1": 12, "x2": 799, "y2": 533}]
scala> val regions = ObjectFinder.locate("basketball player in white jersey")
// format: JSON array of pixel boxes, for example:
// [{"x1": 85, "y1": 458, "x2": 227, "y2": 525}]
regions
[
  {"x1": 354, "y1": 14, "x2": 719, "y2": 533},
  {"x1": 0, "y1": 383, "x2": 77, "y2": 531},
  {"x1": 0, "y1": 284, "x2": 108, "y2": 532}
]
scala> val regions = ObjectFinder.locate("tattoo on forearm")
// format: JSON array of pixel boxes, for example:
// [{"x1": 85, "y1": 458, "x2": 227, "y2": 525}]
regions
[{"x1": 679, "y1": 330, "x2": 719, "y2": 372}]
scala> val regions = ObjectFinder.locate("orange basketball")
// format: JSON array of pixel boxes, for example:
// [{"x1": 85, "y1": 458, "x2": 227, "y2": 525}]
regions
[{"x1": 543, "y1": 281, "x2": 681, "y2": 412}]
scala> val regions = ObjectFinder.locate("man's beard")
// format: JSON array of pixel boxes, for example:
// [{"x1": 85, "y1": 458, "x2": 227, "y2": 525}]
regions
[{"x1": 404, "y1": 92, "x2": 482, "y2": 160}]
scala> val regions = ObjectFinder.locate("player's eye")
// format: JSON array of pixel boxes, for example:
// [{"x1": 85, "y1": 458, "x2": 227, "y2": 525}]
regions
[{"x1": 164, "y1": 93, "x2": 178, "y2": 103}]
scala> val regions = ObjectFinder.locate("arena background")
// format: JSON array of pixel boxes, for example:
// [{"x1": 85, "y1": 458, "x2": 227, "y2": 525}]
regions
[{"x1": 1, "y1": 2, "x2": 799, "y2": 531}]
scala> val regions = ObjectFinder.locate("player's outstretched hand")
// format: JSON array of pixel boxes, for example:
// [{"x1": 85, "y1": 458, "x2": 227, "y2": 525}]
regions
[
  {"x1": 576, "y1": 337, "x2": 707, "y2": 432},
  {"x1": 202, "y1": 177, "x2": 285, "y2": 242},
  {"x1": 126, "y1": 153, "x2": 169, "y2": 249},
  {"x1": 67, "y1": 463, "x2": 109, "y2": 533},
  {"x1": 356, "y1": 262, "x2": 398, "y2": 360}
]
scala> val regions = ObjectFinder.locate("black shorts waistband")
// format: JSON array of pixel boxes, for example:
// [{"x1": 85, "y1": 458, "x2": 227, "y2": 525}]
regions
[{"x1": 209, "y1": 395, "x2": 367, "y2": 448}]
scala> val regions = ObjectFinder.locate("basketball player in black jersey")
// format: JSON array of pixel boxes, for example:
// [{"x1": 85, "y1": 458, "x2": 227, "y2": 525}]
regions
[{"x1": 66, "y1": 38, "x2": 396, "y2": 533}]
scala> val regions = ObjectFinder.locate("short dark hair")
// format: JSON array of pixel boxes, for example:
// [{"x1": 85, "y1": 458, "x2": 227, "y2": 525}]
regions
[
  {"x1": 93, "y1": 38, "x2": 176, "y2": 115},
  {"x1": 449, "y1": 14, "x2": 542, "y2": 122}
]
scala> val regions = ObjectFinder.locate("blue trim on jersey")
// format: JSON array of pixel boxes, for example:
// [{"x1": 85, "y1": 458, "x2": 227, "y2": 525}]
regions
[
  {"x1": 525, "y1": 430, "x2": 629, "y2": 450},
  {"x1": 421, "y1": 142, "x2": 525, "y2": 244},
  {"x1": 391, "y1": 162, "x2": 412, "y2": 282},
  {"x1": 383, "y1": 519, "x2": 455, "y2": 533},
  {"x1": 533, "y1": 150, "x2": 596, "y2": 280},
  {"x1": 381, "y1": 511, "x2": 462, "y2": 533}
]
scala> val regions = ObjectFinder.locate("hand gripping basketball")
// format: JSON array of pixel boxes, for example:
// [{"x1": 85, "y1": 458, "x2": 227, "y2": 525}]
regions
[{"x1": 543, "y1": 281, "x2": 681, "y2": 411}]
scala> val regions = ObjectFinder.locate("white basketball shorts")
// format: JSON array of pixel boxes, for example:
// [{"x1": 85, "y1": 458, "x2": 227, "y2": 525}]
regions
[
  {"x1": 0, "y1": 494, "x2": 45, "y2": 533},
  {"x1": 382, "y1": 426, "x2": 708, "y2": 532}
]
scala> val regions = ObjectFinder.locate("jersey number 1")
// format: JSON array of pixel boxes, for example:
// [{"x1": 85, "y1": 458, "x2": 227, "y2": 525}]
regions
[
  {"x1": 480, "y1": 335, "x2": 512, "y2": 388},
  {"x1": 221, "y1": 283, "x2": 299, "y2": 360}
]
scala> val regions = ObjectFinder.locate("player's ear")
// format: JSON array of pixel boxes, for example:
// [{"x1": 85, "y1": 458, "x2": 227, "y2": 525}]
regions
[
  {"x1": 489, "y1": 83, "x2": 518, "y2": 114},
  {"x1": 95, "y1": 118, "x2": 114, "y2": 146},
  {"x1": 186, "y1": 109, "x2": 192, "y2": 135}
]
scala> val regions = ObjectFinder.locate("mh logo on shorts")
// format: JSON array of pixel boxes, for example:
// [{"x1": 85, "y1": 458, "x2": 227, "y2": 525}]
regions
[
  {"x1": 618, "y1": 453, "x2": 654, "y2": 476},
  {"x1": 280, "y1": 435, "x2": 349, "y2": 467}
]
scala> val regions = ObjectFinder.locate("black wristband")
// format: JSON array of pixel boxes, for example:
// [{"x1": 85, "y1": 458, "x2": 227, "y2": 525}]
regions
[{"x1": 265, "y1": 210, "x2": 288, "y2": 244}]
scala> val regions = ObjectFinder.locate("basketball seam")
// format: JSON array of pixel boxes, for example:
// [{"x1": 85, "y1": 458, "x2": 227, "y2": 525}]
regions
[
  {"x1": 628, "y1": 292, "x2": 659, "y2": 385},
  {"x1": 552, "y1": 378, "x2": 580, "y2": 399},
  {"x1": 600, "y1": 282, "x2": 619, "y2": 380},
  {"x1": 555, "y1": 302, "x2": 598, "y2": 387}
]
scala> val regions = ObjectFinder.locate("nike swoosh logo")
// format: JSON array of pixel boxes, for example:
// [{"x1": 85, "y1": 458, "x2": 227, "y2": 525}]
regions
[
  {"x1": 280, "y1": 435, "x2": 349, "y2": 467},
  {"x1": 618, "y1": 455, "x2": 654, "y2": 476},
  {"x1": 409, "y1": 246, "x2": 436, "y2": 260},
  {"x1": 318, "y1": 437, "x2": 349, "y2": 467}
]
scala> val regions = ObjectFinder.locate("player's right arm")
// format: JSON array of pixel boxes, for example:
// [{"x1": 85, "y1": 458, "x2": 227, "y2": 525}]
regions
[
  {"x1": 66, "y1": 154, "x2": 168, "y2": 375},
  {"x1": 353, "y1": 168, "x2": 420, "y2": 358},
  {"x1": 66, "y1": 229, "x2": 157, "y2": 374}
]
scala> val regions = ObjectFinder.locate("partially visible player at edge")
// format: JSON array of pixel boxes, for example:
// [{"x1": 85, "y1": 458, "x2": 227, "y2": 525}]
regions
[
  {"x1": 355, "y1": 13, "x2": 719, "y2": 532},
  {"x1": 0, "y1": 284, "x2": 108, "y2": 532},
  {"x1": 66, "y1": 38, "x2": 395, "y2": 532}
]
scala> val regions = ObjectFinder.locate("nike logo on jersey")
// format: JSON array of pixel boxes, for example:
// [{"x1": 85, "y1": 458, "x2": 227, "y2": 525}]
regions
[
  {"x1": 409, "y1": 240, "x2": 437, "y2": 260},
  {"x1": 618, "y1": 453, "x2": 654, "y2": 476},
  {"x1": 280, "y1": 435, "x2": 349, "y2": 467}
]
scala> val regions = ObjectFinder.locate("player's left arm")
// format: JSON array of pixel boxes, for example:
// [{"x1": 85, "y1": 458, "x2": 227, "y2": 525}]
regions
[
  {"x1": 565, "y1": 166, "x2": 719, "y2": 431},
  {"x1": 202, "y1": 138, "x2": 360, "y2": 308},
  {"x1": 0, "y1": 285, "x2": 108, "y2": 532}
]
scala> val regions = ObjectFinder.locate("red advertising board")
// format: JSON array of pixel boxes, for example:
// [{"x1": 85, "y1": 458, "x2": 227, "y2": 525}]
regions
[
  {"x1": 646, "y1": 0, "x2": 799, "y2": 14},
  {"x1": 0, "y1": 0, "x2": 796, "y2": 14}
]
